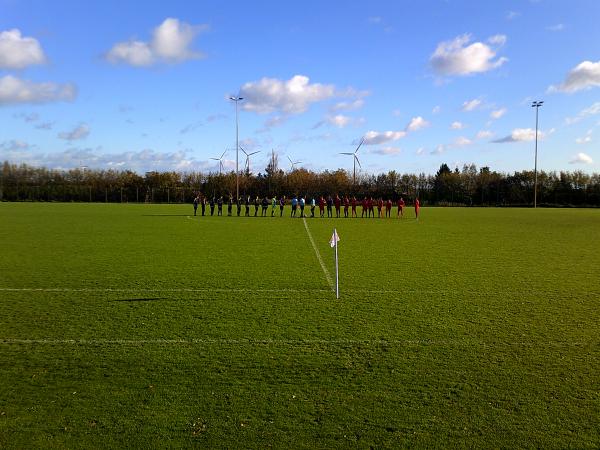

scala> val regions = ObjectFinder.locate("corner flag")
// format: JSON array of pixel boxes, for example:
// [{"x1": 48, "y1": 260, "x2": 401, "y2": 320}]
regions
[
  {"x1": 329, "y1": 228, "x2": 340, "y2": 298},
  {"x1": 329, "y1": 229, "x2": 340, "y2": 248}
]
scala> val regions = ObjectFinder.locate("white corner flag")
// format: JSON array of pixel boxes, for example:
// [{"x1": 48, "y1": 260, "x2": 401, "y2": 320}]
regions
[{"x1": 329, "y1": 229, "x2": 340, "y2": 298}]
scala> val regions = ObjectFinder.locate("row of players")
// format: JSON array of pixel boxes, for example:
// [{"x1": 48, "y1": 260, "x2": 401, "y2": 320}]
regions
[{"x1": 193, "y1": 195, "x2": 420, "y2": 219}]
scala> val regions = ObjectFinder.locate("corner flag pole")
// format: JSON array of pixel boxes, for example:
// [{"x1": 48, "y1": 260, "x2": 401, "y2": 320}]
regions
[{"x1": 334, "y1": 228, "x2": 339, "y2": 299}]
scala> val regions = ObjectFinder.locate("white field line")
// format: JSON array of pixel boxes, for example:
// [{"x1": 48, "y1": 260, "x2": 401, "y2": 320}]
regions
[
  {"x1": 2, "y1": 287, "x2": 597, "y2": 296},
  {"x1": 0, "y1": 338, "x2": 592, "y2": 347},
  {"x1": 302, "y1": 217, "x2": 334, "y2": 292}
]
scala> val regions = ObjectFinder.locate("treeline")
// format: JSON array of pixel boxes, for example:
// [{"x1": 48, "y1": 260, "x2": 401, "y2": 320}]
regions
[{"x1": 1, "y1": 160, "x2": 599, "y2": 206}]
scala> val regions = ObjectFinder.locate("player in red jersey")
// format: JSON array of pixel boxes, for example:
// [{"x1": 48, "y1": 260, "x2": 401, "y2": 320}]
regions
[
  {"x1": 361, "y1": 197, "x2": 368, "y2": 218},
  {"x1": 319, "y1": 196, "x2": 326, "y2": 218},
  {"x1": 343, "y1": 196, "x2": 350, "y2": 218},
  {"x1": 385, "y1": 199, "x2": 392, "y2": 217},
  {"x1": 414, "y1": 198, "x2": 420, "y2": 220},
  {"x1": 351, "y1": 196, "x2": 357, "y2": 217},
  {"x1": 377, "y1": 198, "x2": 383, "y2": 218},
  {"x1": 334, "y1": 195, "x2": 341, "y2": 218},
  {"x1": 397, "y1": 197, "x2": 405, "y2": 218}
]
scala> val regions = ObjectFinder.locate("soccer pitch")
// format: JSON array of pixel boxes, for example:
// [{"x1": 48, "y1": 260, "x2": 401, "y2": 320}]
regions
[{"x1": 1, "y1": 203, "x2": 599, "y2": 448}]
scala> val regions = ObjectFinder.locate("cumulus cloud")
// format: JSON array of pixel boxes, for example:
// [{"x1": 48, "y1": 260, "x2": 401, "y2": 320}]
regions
[
  {"x1": 330, "y1": 98, "x2": 364, "y2": 111},
  {"x1": 476, "y1": 130, "x2": 494, "y2": 139},
  {"x1": 550, "y1": 60, "x2": 600, "y2": 93},
  {"x1": 546, "y1": 24, "x2": 565, "y2": 32},
  {"x1": 106, "y1": 18, "x2": 208, "y2": 66},
  {"x1": 58, "y1": 123, "x2": 90, "y2": 141},
  {"x1": 569, "y1": 153, "x2": 593, "y2": 164},
  {"x1": 492, "y1": 128, "x2": 545, "y2": 143},
  {"x1": 565, "y1": 102, "x2": 600, "y2": 124},
  {"x1": 490, "y1": 108, "x2": 507, "y2": 119},
  {"x1": 451, "y1": 121, "x2": 465, "y2": 130},
  {"x1": 363, "y1": 130, "x2": 406, "y2": 145},
  {"x1": 239, "y1": 75, "x2": 337, "y2": 114},
  {"x1": 0, "y1": 75, "x2": 77, "y2": 105},
  {"x1": 371, "y1": 146, "x2": 401, "y2": 155},
  {"x1": 0, "y1": 139, "x2": 31, "y2": 151},
  {"x1": 575, "y1": 130, "x2": 592, "y2": 144},
  {"x1": 328, "y1": 114, "x2": 352, "y2": 128},
  {"x1": 0, "y1": 29, "x2": 46, "y2": 69},
  {"x1": 431, "y1": 144, "x2": 445, "y2": 155},
  {"x1": 405, "y1": 116, "x2": 429, "y2": 132},
  {"x1": 462, "y1": 98, "x2": 482, "y2": 111},
  {"x1": 454, "y1": 136, "x2": 472, "y2": 146},
  {"x1": 430, "y1": 34, "x2": 507, "y2": 76},
  {"x1": 0, "y1": 147, "x2": 218, "y2": 172}
]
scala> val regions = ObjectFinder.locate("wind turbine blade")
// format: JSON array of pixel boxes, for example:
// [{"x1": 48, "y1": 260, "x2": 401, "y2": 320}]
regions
[
  {"x1": 340, "y1": 152, "x2": 354, "y2": 155},
  {"x1": 240, "y1": 148, "x2": 248, "y2": 156},
  {"x1": 249, "y1": 151, "x2": 260, "y2": 156},
  {"x1": 220, "y1": 150, "x2": 227, "y2": 159},
  {"x1": 355, "y1": 137, "x2": 365, "y2": 153},
  {"x1": 355, "y1": 155, "x2": 362, "y2": 169},
  {"x1": 287, "y1": 156, "x2": 293, "y2": 164},
  {"x1": 210, "y1": 158, "x2": 219, "y2": 161}
]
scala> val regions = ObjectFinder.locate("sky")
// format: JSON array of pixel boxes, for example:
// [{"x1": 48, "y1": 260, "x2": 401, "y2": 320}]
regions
[{"x1": 1, "y1": 0, "x2": 599, "y2": 175}]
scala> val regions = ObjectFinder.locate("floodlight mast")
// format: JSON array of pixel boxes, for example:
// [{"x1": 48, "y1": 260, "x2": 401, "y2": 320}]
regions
[
  {"x1": 230, "y1": 96, "x2": 244, "y2": 199},
  {"x1": 532, "y1": 101, "x2": 544, "y2": 208}
]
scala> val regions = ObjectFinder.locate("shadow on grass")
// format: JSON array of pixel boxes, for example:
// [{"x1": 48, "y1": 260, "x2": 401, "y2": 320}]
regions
[
  {"x1": 113, "y1": 297, "x2": 168, "y2": 302},
  {"x1": 142, "y1": 214, "x2": 192, "y2": 217}
]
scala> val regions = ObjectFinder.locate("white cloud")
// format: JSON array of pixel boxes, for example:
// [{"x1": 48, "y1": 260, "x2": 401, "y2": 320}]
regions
[
  {"x1": 0, "y1": 29, "x2": 46, "y2": 69},
  {"x1": 416, "y1": 147, "x2": 425, "y2": 155},
  {"x1": 490, "y1": 108, "x2": 507, "y2": 119},
  {"x1": 0, "y1": 147, "x2": 214, "y2": 172},
  {"x1": 0, "y1": 139, "x2": 31, "y2": 151},
  {"x1": 430, "y1": 34, "x2": 508, "y2": 76},
  {"x1": 492, "y1": 128, "x2": 545, "y2": 143},
  {"x1": 0, "y1": 75, "x2": 76, "y2": 105},
  {"x1": 454, "y1": 136, "x2": 472, "y2": 146},
  {"x1": 565, "y1": 102, "x2": 600, "y2": 124},
  {"x1": 451, "y1": 121, "x2": 465, "y2": 130},
  {"x1": 363, "y1": 130, "x2": 406, "y2": 145},
  {"x1": 405, "y1": 116, "x2": 429, "y2": 132},
  {"x1": 106, "y1": 18, "x2": 208, "y2": 66},
  {"x1": 58, "y1": 123, "x2": 90, "y2": 141},
  {"x1": 35, "y1": 122, "x2": 54, "y2": 130},
  {"x1": 328, "y1": 114, "x2": 352, "y2": 128},
  {"x1": 431, "y1": 144, "x2": 445, "y2": 155},
  {"x1": 330, "y1": 98, "x2": 364, "y2": 111},
  {"x1": 569, "y1": 152, "x2": 593, "y2": 165},
  {"x1": 239, "y1": 75, "x2": 336, "y2": 114},
  {"x1": 575, "y1": 130, "x2": 592, "y2": 144},
  {"x1": 546, "y1": 24, "x2": 565, "y2": 32},
  {"x1": 488, "y1": 34, "x2": 507, "y2": 46},
  {"x1": 371, "y1": 146, "x2": 401, "y2": 155},
  {"x1": 506, "y1": 11, "x2": 520, "y2": 20},
  {"x1": 462, "y1": 98, "x2": 482, "y2": 111},
  {"x1": 14, "y1": 112, "x2": 39, "y2": 122},
  {"x1": 476, "y1": 130, "x2": 494, "y2": 139},
  {"x1": 550, "y1": 60, "x2": 600, "y2": 93},
  {"x1": 432, "y1": 105, "x2": 441, "y2": 114}
]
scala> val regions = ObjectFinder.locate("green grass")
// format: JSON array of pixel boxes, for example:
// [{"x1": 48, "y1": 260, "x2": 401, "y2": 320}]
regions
[{"x1": 1, "y1": 203, "x2": 599, "y2": 448}]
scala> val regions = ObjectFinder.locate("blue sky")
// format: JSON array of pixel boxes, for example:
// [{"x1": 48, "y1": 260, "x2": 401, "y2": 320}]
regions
[{"x1": 1, "y1": 0, "x2": 599, "y2": 174}]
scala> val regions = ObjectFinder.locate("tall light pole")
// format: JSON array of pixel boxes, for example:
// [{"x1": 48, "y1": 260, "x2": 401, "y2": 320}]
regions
[
  {"x1": 230, "y1": 96, "x2": 244, "y2": 200},
  {"x1": 532, "y1": 100, "x2": 543, "y2": 208}
]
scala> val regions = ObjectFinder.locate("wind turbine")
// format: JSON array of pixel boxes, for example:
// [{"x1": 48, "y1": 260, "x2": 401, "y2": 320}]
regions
[
  {"x1": 240, "y1": 147, "x2": 260, "y2": 174},
  {"x1": 287, "y1": 155, "x2": 302, "y2": 171},
  {"x1": 339, "y1": 136, "x2": 364, "y2": 184},
  {"x1": 210, "y1": 150, "x2": 227, "y2": 175}
]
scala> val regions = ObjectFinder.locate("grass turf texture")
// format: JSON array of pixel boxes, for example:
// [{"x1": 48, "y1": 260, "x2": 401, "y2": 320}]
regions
[{"x1": 0, "y1": 203, "x2": 599, "y2": 448}]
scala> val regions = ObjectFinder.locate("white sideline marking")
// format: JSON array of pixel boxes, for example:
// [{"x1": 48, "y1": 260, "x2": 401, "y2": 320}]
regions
[
  {"x1": 0, "y1": 338, "x2": 591, "y2": 347},
  {"x1": 0, "y1": 287, "x2": 331, "y2": 293},
  {"x1": 302, "y1": 217, "x2": 334, "y2": 292}
]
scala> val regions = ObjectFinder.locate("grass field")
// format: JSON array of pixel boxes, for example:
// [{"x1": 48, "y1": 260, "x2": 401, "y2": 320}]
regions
[{"x1": 1, "y1": 203, "x2": 599, "y2": 448}]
